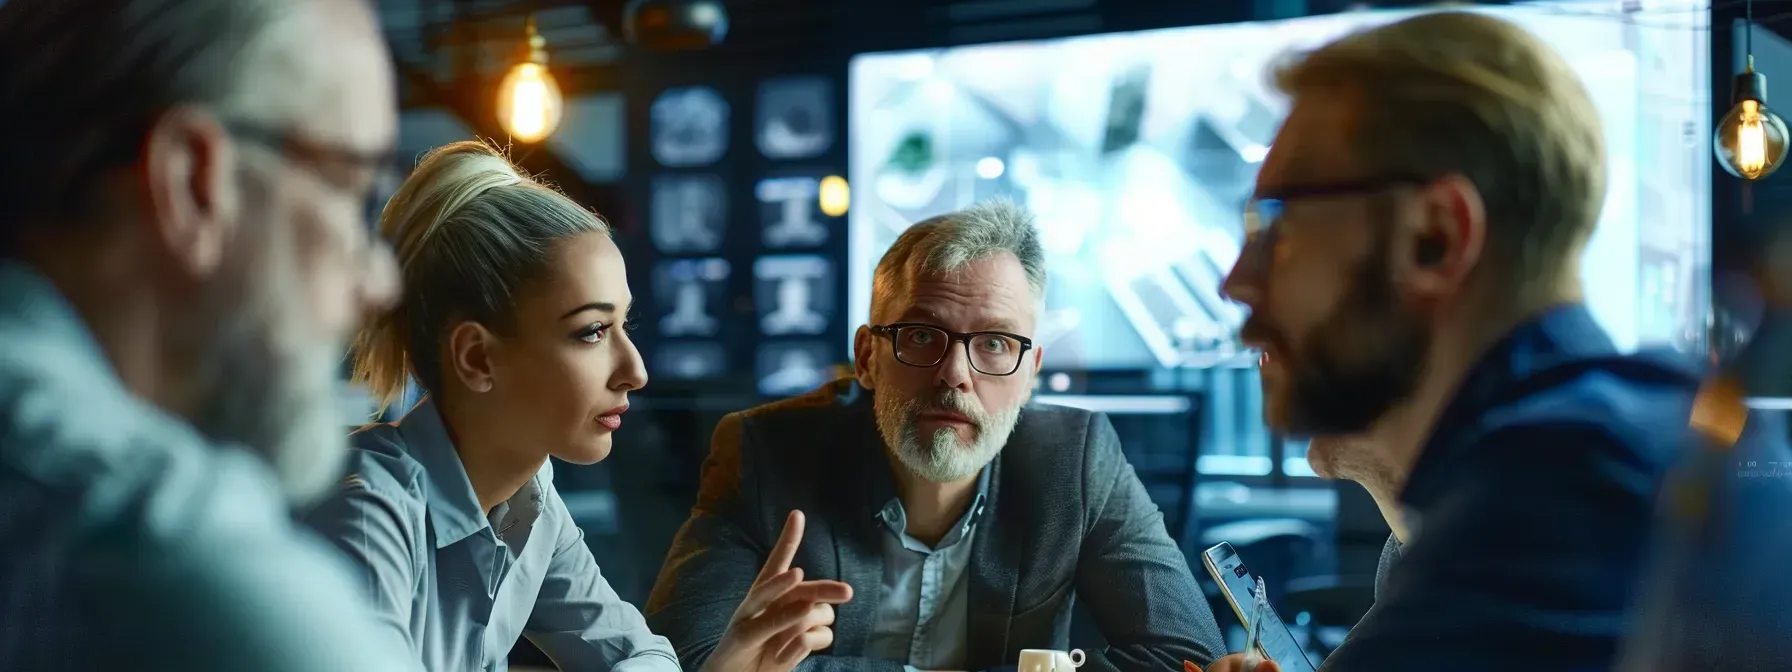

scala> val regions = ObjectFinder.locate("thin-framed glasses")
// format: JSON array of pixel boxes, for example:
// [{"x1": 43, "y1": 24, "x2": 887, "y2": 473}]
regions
[
  {"x1": 1241, "y1": 174, "x2": 1433, "y2": 269},
  {"x1": 224, "y1": 120, "x2": 406, "y2": 229},
  {"x1": 870, "y1": 322, "x2": 1035, "y2": 376},
  {"x1": 225, "y1": 121, "x2": 405, "y2": 272}
]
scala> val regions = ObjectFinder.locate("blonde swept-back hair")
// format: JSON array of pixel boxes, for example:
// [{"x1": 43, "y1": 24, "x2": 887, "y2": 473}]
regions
[
  {"x1": 351, "y1": 141, "x2": 611, "y2": 414},
  {"x1": 1273, "y1": 10, "x2": 1605, "y2": 294}
]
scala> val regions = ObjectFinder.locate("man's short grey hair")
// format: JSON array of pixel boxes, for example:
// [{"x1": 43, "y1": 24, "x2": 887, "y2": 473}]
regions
[
  {"x1": 870, "y1": 198, "x2": 1047, "y2": 320},
  {"x1": 0, "y1": 0, "x2": 314, "y2": 246}
]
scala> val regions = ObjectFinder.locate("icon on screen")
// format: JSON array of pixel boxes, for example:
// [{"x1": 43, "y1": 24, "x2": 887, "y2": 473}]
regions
[
  {"x1": 1234, "y1": 565, "x2": 1248, "y2": 579},
  {"x1": 754, "y1": 255, "x2": 833, "y2": 336},
  {"x1": 757, "y1": 176, "x2": 830, "y2": 249},
  {"x1": 655, "y1": 259, "x2": 730, "y2": 338},
  {"x1": 756, "y1": 77, "x2": 833, "y2": 160},
  {"x1": 652, "y1": 86, "x2": 730, "y2": 168},
  {"x1": 756, "y1": 340, "x2": 834, "y2": 397},
  {"x1": 657, "y1": 341, "x2": 727, "y2": 380},
  {"x1": 650, "y1": 175, "x2": 727, "y2": 254}
]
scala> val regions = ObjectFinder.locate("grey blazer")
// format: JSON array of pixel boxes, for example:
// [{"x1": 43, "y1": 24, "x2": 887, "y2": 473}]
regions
[{"x1": 645, "y1": 379, "x2": 1225, "y2": 672}]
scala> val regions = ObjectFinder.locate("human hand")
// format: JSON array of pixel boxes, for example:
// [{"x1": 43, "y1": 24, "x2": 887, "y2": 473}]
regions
[
  {"x1": 702, "y1": 511, "x2": 854, "y2": 672},
  {"x1": 1184, "y1": 655, "x2": 1279, "y2": 672}
]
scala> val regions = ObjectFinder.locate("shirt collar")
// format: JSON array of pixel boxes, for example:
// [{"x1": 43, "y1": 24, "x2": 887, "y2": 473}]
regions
[
  {"x1": 395, "y1": 397, "x2": 546, "y2": 549},
  {"x1": 874, "y1": 461, "x2": 994, "y2": 547},
  {"x1": 0, "y1": 260, "x2": 108, "y2": 367}
]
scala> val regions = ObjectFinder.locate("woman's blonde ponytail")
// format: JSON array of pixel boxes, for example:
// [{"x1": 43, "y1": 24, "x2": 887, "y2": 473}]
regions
[{"x1": 349, "y1": 141, "x2": 522, "y2": 415}]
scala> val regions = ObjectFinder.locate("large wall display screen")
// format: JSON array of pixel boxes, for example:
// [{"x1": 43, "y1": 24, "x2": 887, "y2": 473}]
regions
[{"x1": 849, "y1": 1, "x2": 1710, "y2": 369}]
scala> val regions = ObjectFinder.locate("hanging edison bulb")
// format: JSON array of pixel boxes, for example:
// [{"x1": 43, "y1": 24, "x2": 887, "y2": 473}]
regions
[
  {"x1": 1715, "y1": 57, "x2": 1789, "y2": 181},
  {"x1": 496, "y1": 16, "x2": 564, "y2": 144}
]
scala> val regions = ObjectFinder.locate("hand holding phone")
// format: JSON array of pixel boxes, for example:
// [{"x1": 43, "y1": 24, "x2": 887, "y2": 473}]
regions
[
  {"x1": 1199, "y1": 543, "x2": 1317, "y2": 672},
  {"x1": 1242, "y1": 576, "x2": 1268, "y2": 668}
]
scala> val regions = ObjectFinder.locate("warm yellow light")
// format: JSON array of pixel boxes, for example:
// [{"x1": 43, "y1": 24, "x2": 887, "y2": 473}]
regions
[
  {"x1": 819, "y1": 175, "x2": 849, "y2": 217},
  {"x1": 1739, "y1": 101, "x2": 1768, "y2": 176},
  {"x1": 496, "y1": 61, "x2": 563, "y2": 144}
]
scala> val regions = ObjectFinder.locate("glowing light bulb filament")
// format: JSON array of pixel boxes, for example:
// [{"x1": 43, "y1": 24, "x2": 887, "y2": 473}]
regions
[
  {"x1": 494, "y1": 16, "x2": 563, "y2": 145},
  {"x1": 1739, "y1": 100, "x2": 1768, "y2": 178},
  {"x1": 509, "y1": 64, "x2": 549, "y2": 140}
]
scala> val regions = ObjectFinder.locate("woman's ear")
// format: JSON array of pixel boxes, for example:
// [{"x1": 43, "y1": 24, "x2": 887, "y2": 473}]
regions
[{"x1": 447, "y1": 321, "x2": 499, "y2": 393}]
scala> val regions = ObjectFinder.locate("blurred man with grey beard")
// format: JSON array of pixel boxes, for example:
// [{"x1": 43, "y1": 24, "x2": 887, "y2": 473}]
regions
[
  {"x1": 647, "y1": 200, "x2": 1227, "y2": 672},
  {"x1": 0, "y1": 0, "x2": 418, "y2": 669}
]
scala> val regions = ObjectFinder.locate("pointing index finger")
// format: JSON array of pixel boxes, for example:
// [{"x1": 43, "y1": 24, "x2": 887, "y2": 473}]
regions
[{"x1": 758, "y1": 510, "x2": 805, "y2": 584}]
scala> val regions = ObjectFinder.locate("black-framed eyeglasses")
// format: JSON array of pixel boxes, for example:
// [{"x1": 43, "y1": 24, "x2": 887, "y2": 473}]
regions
[
  {"x1": 1242, "y1": 174, "x2": 1433, "y2": 266},
  {"x1": 870, "y1": 322, "x2": 1035, "y2": 376}
]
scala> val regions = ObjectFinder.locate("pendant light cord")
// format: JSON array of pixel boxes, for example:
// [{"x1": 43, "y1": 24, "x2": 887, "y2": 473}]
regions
[{"x1": 1748, "y1": 0, "x2": 1755, "y2": 63}]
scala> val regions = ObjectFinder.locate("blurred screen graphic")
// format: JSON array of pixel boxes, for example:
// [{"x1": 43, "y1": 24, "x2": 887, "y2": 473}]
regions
[{"x1": 848, "y1": 0, "x2": 1710, "y2": 370}]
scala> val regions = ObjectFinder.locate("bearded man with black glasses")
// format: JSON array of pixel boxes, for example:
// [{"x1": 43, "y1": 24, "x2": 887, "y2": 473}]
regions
[
  {"x1": 1197, "y1": 11, "x2": 1792, "y2": 672},
  {"x1": 647, "y1": 199, "x2": 1227, "y2": 672}
]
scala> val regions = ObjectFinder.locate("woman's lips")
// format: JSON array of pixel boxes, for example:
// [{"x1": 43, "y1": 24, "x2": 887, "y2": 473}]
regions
[{"x1": 597, "y1": 404, "x2": 628, "y2": 431}]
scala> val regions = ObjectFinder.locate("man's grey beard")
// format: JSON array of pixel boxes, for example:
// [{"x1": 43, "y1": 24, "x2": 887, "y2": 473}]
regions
[
  {"x1": 185, "y1": 211, "x2": 350, "y2": 506},
  {"x1": 874, "y1": 387, "x2": 1022, "y2": 483},
  {"x1": 190, "y1": 319, "x2": 347, "y2": 506}
]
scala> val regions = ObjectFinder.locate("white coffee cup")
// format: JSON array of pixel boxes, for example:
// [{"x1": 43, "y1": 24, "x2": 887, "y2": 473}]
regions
[{"x1": 1018, "y1": 648, "x2": 1085, "y2": 672}]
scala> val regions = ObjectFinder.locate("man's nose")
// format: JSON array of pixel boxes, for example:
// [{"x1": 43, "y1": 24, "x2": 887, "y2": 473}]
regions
[
  {"x1": 933, "y1": 342, "x2": 975, "y2": 392},
  {"x1": 1220, "y1": 248, "x2": 1264, "y2": 308}
]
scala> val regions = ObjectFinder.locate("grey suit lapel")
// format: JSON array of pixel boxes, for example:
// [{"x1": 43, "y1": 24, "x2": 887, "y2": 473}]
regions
[
  {"x1": 831, "y1": 387, "x2": 891, "y2": 656},
  {"x1": 967, "y1": 454, "x2": 1020, "y2": 670}
]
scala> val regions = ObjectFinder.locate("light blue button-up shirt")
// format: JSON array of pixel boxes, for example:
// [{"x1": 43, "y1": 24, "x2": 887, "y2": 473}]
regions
[
  {"x1": 0, "y1": 261, "x2": 418, "y2": 671},
  {"x1": 865, "y1": 467, "x2": 991, "y2": 672},
  {"x1": 305, "y1": 399, "x2": 680, "y2": 672}
]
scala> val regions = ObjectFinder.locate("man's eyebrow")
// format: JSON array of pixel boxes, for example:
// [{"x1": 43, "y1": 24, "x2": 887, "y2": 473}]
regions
[
  {"x1": 895, "y1": 308, "x2": 944, "y2": 324},
  {"x1": 979, "y1": 319, "x2": 1021, "y2": 333}
]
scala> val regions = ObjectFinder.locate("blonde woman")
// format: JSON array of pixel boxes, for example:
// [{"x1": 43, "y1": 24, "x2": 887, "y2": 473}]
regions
[{"x1": 306, "y1": 141, "x2": 850, "y2": 672}]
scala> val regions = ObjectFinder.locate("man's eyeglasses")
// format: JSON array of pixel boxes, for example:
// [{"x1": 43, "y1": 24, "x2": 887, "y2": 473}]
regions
[
  {"x1": 869, "y1": 322, "x2": 1034, "y2": 376},
  {"x1": 225, "y1": 121, "x2": 405, "y2": 228},
  {"x1": 1242, "y1": 175, "x2": 1432, "y2": 267}
]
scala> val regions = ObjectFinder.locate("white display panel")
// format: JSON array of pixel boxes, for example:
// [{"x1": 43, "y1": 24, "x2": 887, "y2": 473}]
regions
[{"x1": 848, "y1": 0, "x2": 1710, "y2": 369}]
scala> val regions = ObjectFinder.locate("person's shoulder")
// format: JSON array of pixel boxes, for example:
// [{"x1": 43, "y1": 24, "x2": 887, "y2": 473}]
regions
[
  {"x1": 700, "y1": 380, "x2": 858, "y2": 502},
  {"x1": 717, "y1": 378, "x2": 857, "y2": 455},
  {"x1": 1480, "y1": 350, "x2": 1703, "y2": 469},
  {"x1": 3, "y1": 423, "x2": 400, "y2": 667},
  {"x1": 0, "y1": 342, "x2": 302, "y2": 545},
  {"x1": 0, "y1": 332, "x2": 213, "y2": 497},
  {"x1": 1013, "y1": 400, "x2": 1114, "y2": 458},
  {"x1": 732, "y1": 377, "x2": 856, "y2": 424},
  {"x1": 298, "y1": 422, "x2": 431, "y2": 536},
  {"x1": 93, "y1": 516, "x2": 415, "y2": 670},
  {"x1": 1000, "y1": 401, "x2": 1128, "y2": 491},
  {"x1": 1017, "y1": 400, "x2": 1104, "y2": 433},
  {"x1": 339, "y1": 422, "x2": 430, "y2": 501}
]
